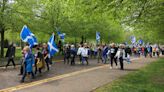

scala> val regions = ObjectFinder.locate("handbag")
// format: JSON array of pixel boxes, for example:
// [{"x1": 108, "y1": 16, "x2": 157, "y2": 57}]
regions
[{"x1": 36, "y1": 58, "x2": 43, "y2": 69}]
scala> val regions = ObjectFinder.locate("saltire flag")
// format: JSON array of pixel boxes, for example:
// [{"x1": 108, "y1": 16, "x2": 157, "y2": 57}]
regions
[
  {"x1": 96, "y1": 32, "x2": 100, "y2": 42},
  {"x1": 20, "y1": 25, "x2": 38, "y2": 48},
  {"x1": 138, "y1": 39, "x2": 143, "y2": 45},
  {"x1": 57, "y1": 31, "x2": 66, "y2": 41},
  {"x1": 48, "y1": 33, "x2": 59, "y2": 56},
  {"x1": 55, "y1": 27, "x2": 65, "y2": 42},
  {"x1": 130, "y1": 36, "x2": 136, "y2": 44}
]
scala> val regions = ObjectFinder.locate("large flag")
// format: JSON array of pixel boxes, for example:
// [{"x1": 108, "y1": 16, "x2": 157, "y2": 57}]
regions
[
  {"x1": 20, "y1": 25, "x2": 38, "y2": 47},
  {"x1": 96, "y1": 32, "x2": 100, "y2": 42},
  {"x1": 48, "y1": 33, "x2": 59, "y2": 56},
  {"x1": 130, "y1": 36, "x2": 136, "y2": 44}
]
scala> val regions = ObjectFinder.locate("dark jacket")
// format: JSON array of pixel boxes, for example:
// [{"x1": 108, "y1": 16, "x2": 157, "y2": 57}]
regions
[
  {"x1": 110, "y1": 47, "x2": 118, "y2": 57},
  {"x1": 66, "y1": 48, "x2": 71, "y2": 58},
  {"x1": 5, "y1": 45, "x2": 15, "y2": 58},
  {"x1": 70, "y1": 48, "x2": 76, "y2": 58},
  {"x1": 102, "y1": 46, "x2": 108, "y2": 56},
  {"x1": 125, "y1": 47, "x2": 132, "y2": 57}
]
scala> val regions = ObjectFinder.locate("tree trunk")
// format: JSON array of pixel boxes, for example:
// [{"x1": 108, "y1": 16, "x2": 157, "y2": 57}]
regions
[{"x1": 1, "y1": 29, "x2": 4, "y2": 58}]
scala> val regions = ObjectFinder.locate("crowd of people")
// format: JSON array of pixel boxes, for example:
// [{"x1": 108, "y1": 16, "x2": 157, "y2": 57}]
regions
[
  {"x1": 4, "y1": 43, "x2": 53, "y2": 83},
  {"x1": 62, "y1": 43, "x2": 163, "y2": 69},
  {"x1": 4, "y1": 42, "x2": 164, "y2": 83}
]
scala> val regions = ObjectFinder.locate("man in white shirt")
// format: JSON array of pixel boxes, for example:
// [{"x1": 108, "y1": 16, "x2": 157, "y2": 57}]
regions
[
  {"x1": 77, "y1": 44, "x2": 84, "y2": 64},
  {"x1": 79, "y1": 43, "x2": 89, "y2": 65}
]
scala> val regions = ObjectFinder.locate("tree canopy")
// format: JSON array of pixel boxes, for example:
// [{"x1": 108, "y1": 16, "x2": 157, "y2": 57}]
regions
[{"x1": 0, "y1": 0, "x2": 164, "y2": 57}]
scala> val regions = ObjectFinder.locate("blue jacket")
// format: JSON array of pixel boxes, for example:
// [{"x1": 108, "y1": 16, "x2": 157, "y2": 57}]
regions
[
  {"x1": 24, "y1": 53, "x2": 35, "y2": 72},
  {"x1": 70, "y1": 48, "x2": 77, "y2": 58},
  {"x1": 103, "y1": 46, "x2": 108, "y2": 56}
]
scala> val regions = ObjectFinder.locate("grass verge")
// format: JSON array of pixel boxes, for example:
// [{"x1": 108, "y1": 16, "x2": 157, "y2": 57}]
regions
[{"x1": 94, "y1": 58, "x2": 164, "y2": 92}]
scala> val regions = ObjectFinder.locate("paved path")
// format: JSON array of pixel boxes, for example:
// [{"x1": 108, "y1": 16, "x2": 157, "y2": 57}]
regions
[{"x1": 0, "y1": 57, "x2": 160, "y2": 92}]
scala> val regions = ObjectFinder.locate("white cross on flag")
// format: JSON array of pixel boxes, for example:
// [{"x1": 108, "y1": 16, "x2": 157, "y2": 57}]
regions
[
  {"x1": 20, "y1": 25, "x2": 38, "y2": 47},
  {"x1": 48, "y1": 33, "x2": 59, "y2": 56}
]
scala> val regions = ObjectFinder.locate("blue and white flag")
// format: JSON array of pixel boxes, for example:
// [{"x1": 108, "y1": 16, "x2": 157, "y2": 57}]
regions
[
  {"x1": 130, "y1": 36, "x2": 136, "y2": 44},
  {"x1": 138, "y1": 39, "x2": 143, "y2": 45},
  {"x1": 96, "y1": 32, "x2": 100, "y2": 42},
  {"x1": 20, "y1": 25, "x2": 38, "y2": 47},
  {"x1": 57, "y1": 30, "x2": 65, "y2": 42},
  {"x1": 48, "y1": 33, "x2": 59, "y2": 56}
]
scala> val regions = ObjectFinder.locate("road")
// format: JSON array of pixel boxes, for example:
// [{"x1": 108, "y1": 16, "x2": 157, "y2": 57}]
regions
[{"x1": 0, "y1": 57, "x2": 159, "y2": 92}]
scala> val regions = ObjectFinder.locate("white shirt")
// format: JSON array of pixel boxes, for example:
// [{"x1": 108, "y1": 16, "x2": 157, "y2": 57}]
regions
[
  {"x1": 77, "y1": 47, "x2": 84, "y2": 55},
  {"x1": 115, "y1": 48, "x2": 125, "y2": 58},
  {"x1": 81, "y1": 48, "x2": 89, "y2": 57},
  {"x1": 25, "y1": 53, "x2": 28, "y2": 58}
]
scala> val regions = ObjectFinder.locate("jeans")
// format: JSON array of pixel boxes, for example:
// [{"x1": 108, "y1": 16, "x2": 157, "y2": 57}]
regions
[
  {"x1": 119, "y1": 57, "x2": 124, "y2": 70},
  {"x1": 82, "y1": 57, "x2": 89, "y2": 65},
  {"x1": 110, "y1": 56, "x2": 117, "y2": 67},
  {"x1": 6, "y1": 57, "x2": 15, "y2": 67},
  {"x1": 21, "y1": 71, "x2": 35, "y2": 82}
]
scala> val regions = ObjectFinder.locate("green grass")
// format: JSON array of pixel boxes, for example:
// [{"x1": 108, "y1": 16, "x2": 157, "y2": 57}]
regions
[{"x1": 95, "y1": 58, "x2": 164, "y2": 92}]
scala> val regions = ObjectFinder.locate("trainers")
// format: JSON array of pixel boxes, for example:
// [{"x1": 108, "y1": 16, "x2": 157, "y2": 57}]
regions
[{"x1": 110, "y1": 67, "x2": 113, "y2": 69}]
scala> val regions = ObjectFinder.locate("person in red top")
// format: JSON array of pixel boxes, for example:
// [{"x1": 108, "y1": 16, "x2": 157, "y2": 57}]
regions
[{"x1": 141, "y1": 46, "x2": 145, "y2": 56}]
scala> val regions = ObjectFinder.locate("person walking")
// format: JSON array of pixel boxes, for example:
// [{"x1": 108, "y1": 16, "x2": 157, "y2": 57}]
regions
[
  {"x1": 156, "y1": 45, "x2": 160, "y2": 57},
  {"x1": 5, "y1": 42, "x2": 16, "y2": 69},
  {"x1": 125, "y1": 45, "x2": 132, "y2": 64},
  {"x1": 115, "y1": 44, "x2": 125, "y2": 70},
  {"x1": 42, "y1": 43, "x2": 50, "y2": 71},
  {"x1": 109, "y1": 43, "x2": 118, "y2": 69},
  {"x1": 152, "y1": 45, "x2": 156, "y2": 56},
  {"x1": 144, "y1": 46, "x2": 148, "y2": 58},
  {"x1": 93, "y1": 45, "x2": 98, "y2": 59},
  {"x1": 64, "y1": 44, "x2": 71, "y2": 64},
  {"x1": 70, "y1": 45, "x2": 76, "y2": 65},
  {"x1": 81, "y1": 43, "x2": 89, "y2": 65},
  {"x1": 77, "y1": 44, "x2": 84, "y2": 64},
  {"x1": 20, "y1": 46, "x2": 35, "y2": 83},
  {"x1": 97, "y1": 45, "x2": 103, "y2": 63},
  {"x1": 147, "y1": 45, "x2": 152, "y2": 58},
  {"x1": 102, "y1": 44, "x2": 108, "y2": 64},
  {"x1": 18, "y1": 50, "x2": 25, "y2": 75},
  {"x1": 34, "y1": 47, "x2": 44, "y2": 74}
]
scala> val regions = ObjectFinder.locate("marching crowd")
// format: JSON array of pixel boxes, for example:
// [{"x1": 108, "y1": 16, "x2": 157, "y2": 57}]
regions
[
  {"x1": 63, "y1": 43, "x2": 163, "y2": 69},
  {"x1": 4, "y1": 42, "x2": 164, "y2": 83}
]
